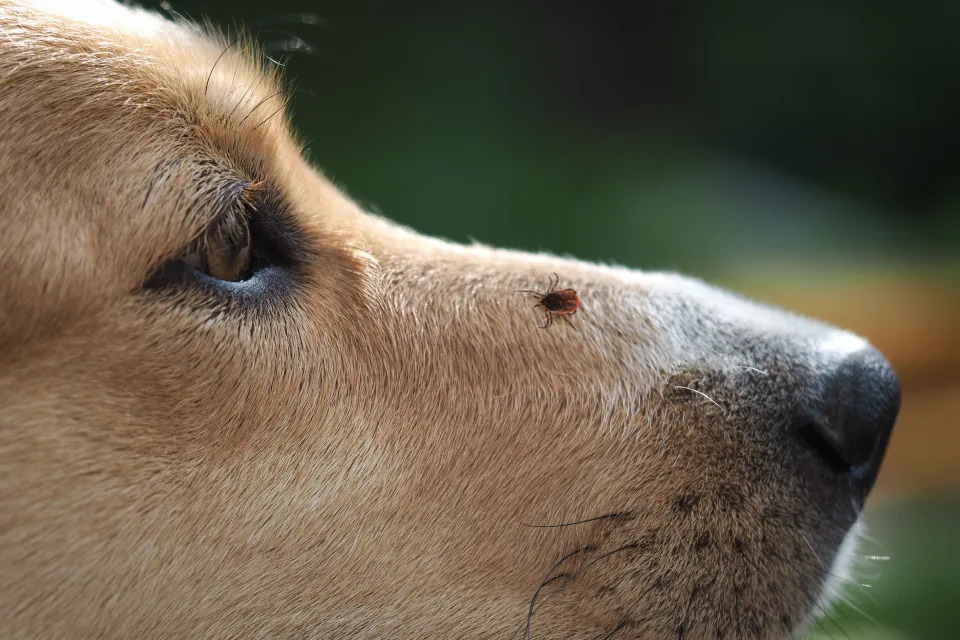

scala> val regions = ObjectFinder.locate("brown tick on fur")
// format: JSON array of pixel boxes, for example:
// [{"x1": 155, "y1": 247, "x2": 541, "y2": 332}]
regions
[{"x1": 516, "y1": 273, "x2": 580, "y2": 329}]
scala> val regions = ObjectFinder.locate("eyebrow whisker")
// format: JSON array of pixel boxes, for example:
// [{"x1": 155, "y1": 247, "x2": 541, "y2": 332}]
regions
[
  {"x1": 238, "y1": 90, "x2": 285, "y2": 127},
  {"x1": 253, "y1": 103, "x2": 286, "y2": 131},
  {"x1": 205, "y1": 38, "x2": 239, "y2": 96}
]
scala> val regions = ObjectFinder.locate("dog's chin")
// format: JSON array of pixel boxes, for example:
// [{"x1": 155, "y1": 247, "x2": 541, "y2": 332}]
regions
[
  {"x1": 779, "y1": 517, "x2": 863, "y2": 639},
  {"x1": 810, "y1": 518, "x2": 865, "y2": 627}
]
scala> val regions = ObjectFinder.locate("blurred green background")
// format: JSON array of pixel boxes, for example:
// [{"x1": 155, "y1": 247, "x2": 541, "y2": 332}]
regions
[{"x1": 150, "y1": 1, "x2": 958, "y2": 636}]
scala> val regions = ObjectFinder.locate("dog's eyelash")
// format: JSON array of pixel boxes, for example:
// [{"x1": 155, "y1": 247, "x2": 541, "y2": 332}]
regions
[
  {"x1": 183, "y1": 202, "x2": 253, "y2": 260},
  {"x1": 177, "y1": 194, "x2": 254, "y2": 272},
  {"x1": 178, "y1": 177, "x2": 269, "y2": 262}
]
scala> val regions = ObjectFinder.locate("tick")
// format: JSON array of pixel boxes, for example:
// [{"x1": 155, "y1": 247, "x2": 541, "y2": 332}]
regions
[{"x1": 516, "y1": 273, "x2": 580, "y2": 329}]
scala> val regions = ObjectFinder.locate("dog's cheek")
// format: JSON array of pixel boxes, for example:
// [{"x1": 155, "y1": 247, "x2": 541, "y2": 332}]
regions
[{"x1": 55, "y1": 300, "x2": 329, "y2": 449}]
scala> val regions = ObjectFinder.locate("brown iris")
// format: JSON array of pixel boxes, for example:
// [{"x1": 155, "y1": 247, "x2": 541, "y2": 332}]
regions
[{"x1": 183, "y1": 213, "x2": 252, "y2": 282}]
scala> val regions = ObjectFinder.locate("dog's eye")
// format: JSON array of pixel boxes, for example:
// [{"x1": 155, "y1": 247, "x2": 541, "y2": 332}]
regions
[
  {"x1": 182, "y1": 213, "x2": 253, "y2": 282},
  {"x1": 145, "y1": 187, "x2": 302, "y2": 298}
]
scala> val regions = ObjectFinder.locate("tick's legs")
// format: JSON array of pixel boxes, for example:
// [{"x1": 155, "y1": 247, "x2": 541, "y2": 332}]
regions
[
  {"x1": 561, "y1": 314, "x2": 575, "y2": 328},
  {"x1": 548, "y1": 272, "x2": 560, "y2": 294},
  {"x1": 533, "y1": 305, "x2": 549, "y2": 329}
]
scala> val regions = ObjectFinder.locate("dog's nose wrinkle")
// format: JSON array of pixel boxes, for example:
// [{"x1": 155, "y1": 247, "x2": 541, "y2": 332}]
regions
[{"x1": 798, "y1": 345, "x2": 900, "y2": 493}]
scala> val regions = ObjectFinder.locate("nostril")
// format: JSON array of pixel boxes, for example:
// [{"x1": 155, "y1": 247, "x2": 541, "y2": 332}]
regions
[
  {"x1": 796, "y1": 421, "x2": 854, "y2": 475},
  {"x1": 795, "y1": 344, "x2": 901, "y2": 492}
]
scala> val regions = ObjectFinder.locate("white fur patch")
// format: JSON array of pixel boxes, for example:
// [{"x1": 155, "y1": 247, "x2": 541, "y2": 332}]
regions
[{"x1": 26, "y1": 0, "x2": 170, "y2": 35}]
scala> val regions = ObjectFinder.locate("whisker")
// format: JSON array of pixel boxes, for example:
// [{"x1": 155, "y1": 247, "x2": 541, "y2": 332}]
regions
[
  {"x1": 238, "y1": 90, "x2": 285, "y2": 127},
  {"x1": 807, "y1": 579, "x2": 854, "y2": 640},
  {"x1": 525, "y1": 546, "x2": 594, "y2": 639},
  {"x1": 738, "y1": 365, "x2": 768, "y2": 375},
  {"x1": 831, "y1": 602, "x2": 867, "y2": 640},
  {"x1": 601, "y1": 580, "x2": 660, "y2": 639},
  {"x1": 838, "y1": 594, "x2": 883, "y2": 627},
  {"x1": 799, "y1": 532, "x2": 824, "y2": 569},
  {"x1": 767, "y1": 539, "x2": 875, "y2": 616},
  {"x1": 228, "y1": 82, "x2": 260, "y2": 120},
  {"x1": 786, "y1": 544, "x2": 875, "y2": 590},
  {"x1": 263, "y1": 53, "x2": 285, "y2": 67},
  {"x1": 676, "y1": 585, "x2": 698, "y2": 639},
  {"x1": 599, "y1": 617, "x2": 628, "y2": 640},
  {"x1": 253, "y1": 103, "x2": 286, "y2": 130},
  {"x1": 666, "y1": 516, "x2": 713, "y2": 577},
  {"x1": 674, "y1": 386, "x2": 721, "y2": 409},
  {"x1": 756, "y1": 507, "x2": 866, "y2": 634},
  {"x1": 205, "y1": 39, "x2": 239, "y2": 96},
  {"x1": 521, "y1": 512, "x2": 627, "y2": 529},
  {"x1": 740, "y1": 552, "x2": 837, "y2": 640},
  {"x1": 568, "y1": 542, "x2": 639, "y2": 581}
]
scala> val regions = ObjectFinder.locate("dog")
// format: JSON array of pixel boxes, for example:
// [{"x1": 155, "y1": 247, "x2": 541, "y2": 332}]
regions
[{"x1": 0, "y1": 1, "x2": 901, "y2": 638}]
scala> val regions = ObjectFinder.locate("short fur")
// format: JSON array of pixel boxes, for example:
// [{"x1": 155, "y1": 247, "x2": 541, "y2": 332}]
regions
[{"x1": 0, "y1": 1, "x2": 884, "y2": 638}]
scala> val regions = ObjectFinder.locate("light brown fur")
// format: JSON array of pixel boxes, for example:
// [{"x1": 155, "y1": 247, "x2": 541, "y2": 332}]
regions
[{"x1": 0, "y1": 1, "x2": 889, "y2": 638}]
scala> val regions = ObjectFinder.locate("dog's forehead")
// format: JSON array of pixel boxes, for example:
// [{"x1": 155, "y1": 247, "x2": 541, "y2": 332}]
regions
[
  {"x1": 5, "y1": 0, "x2": 286, "y2": 141},
  {"x1": 2, "y1": 0, "x2": 299, "y2": 199}
]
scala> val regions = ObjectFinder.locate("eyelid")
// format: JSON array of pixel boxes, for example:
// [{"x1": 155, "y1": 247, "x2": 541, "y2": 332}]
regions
[
  {"x1": 220, "y1": 178, "x2": 259, "y2": 211},
  {"x1": 199, "y1": 177, "x2": 263, "y2": 238},
  {"x1": 173, "y1": 177, "x2": 258, "y2": 265}
]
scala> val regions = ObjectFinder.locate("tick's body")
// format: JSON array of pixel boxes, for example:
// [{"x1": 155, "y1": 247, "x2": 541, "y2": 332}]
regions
[{"x1": 517, "y1": 273, "x2": 580, "y2": 329}]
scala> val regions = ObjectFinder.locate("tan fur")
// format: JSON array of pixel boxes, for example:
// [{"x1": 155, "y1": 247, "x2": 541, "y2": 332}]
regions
[{"x1": 0, "y1": 1, "x2": 889, "y2": 638}]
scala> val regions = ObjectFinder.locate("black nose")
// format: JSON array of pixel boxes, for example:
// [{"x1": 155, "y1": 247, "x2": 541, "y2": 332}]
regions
[{"x1": 796, "y1": 346, "x2": 900, "y2": 494}]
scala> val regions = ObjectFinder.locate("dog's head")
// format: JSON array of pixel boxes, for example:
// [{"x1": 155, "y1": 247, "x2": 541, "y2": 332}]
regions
[{"x1": 0, "y1": 1, "x2": 900, "y2": 638}]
